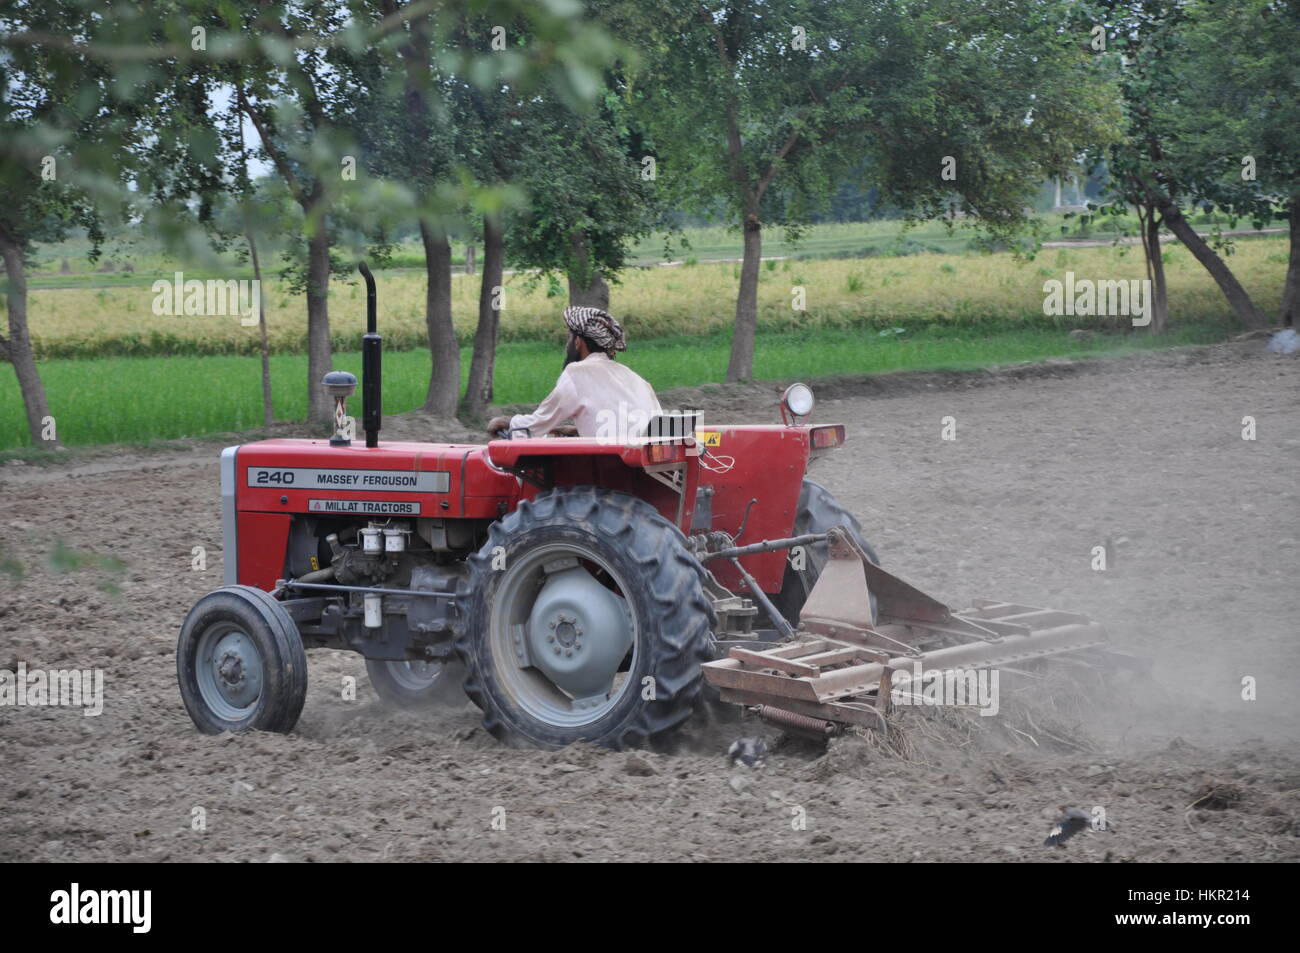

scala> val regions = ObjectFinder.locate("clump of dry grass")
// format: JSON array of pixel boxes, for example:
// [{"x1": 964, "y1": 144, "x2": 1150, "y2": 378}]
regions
[
  {"x1": 815, "y1": 666, "x2": 1107, "y2": 770},
  {"x1": 1189, "y1": 779, "x2": 1245, "y2": 811}
]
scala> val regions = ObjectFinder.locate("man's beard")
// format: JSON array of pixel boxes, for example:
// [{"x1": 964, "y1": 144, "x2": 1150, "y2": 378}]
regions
[{"x1": 564, "y1": 338, "x2": 582, "y2": 367}]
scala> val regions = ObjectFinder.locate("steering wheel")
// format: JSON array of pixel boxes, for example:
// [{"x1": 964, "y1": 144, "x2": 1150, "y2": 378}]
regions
[{"x1": 493, "y1": 427, "x2": 534, "y2": 440}]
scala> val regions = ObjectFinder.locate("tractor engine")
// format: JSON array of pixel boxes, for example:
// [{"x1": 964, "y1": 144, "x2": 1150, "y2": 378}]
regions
[
  {"x1": 327, "y1": 523, "x2": 417, "y2": 588},
  {"x1": 283, "y1": 516, "x2": 472, "y2": 664}
]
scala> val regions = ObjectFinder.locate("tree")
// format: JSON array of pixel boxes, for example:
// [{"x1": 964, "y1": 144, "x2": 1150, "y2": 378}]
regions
[
  {"x1": 133, "y1": 41, "x2": 280, "y2": 426},
  {"x1": 3, "y1": 0, "x2": 617, "y2": 435},
  {"x1": 445, "y1": 6, "x2": 623, "y2": 419},
  {"x1": 0, "y1": 0, "x2": 137, "y2": 447},
  {"x1": 506, "y1": 88, "x2": 662, "y2": 309},
  {"x1": 229, "y1": 2, "x2": 357, "y2": 424},
  {"x1": 352, "y1": 0, "x2": 621, "y2": 417},
  {"x1": 635, "y1": 0, "x2": 870, "y2": 381},
  {"x1": 359, "y1": 0, "x2": 461, "y2": 415},
  {"x1": 1088, "y1": 0, "x2": 1281, "y2": 332},
  {"x1": 1168, "y1": 0, "x2": 1300, "y2": 325},
  {"x1": 1082, "y1": 0, "x2": 1181, "y2": 333},
  {"x1": 454, "y1": 76, "x2": 514, "y2": 420},
  {"x1": 151, "y1": 2, "x2": 432, "y2": 425},
  {"x1": 230, "y1": 105, "x2": 278, "y2": 428},
  {"x1": 636, "y1": 0, "x2": 1120, "y2": 380}
]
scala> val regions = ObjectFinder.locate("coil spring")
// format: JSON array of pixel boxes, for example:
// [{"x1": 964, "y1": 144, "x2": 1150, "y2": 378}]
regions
[{"x1": 754, "y1": 705, "x2": 840, "y2": 739}]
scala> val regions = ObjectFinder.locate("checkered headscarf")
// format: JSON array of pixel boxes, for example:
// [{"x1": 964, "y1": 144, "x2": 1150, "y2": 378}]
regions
[{"x1": 563, "y1": 306, "x2": 627, "y2": 353}]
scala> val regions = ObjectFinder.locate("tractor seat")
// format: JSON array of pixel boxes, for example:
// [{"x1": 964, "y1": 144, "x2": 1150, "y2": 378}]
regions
[{"x1": 645, "y1": 411, "x2": 699, "y2": 444}]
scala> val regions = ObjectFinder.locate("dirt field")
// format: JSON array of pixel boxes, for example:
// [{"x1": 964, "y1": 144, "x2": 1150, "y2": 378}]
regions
[{"x1": 3, "y1": 342, "x2": 1298, "y2": 862}]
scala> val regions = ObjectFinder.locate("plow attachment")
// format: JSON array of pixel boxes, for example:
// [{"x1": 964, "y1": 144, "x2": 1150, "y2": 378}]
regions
[{"x1": 702, "y1": 528, "x2": 1115, "y2": 734}]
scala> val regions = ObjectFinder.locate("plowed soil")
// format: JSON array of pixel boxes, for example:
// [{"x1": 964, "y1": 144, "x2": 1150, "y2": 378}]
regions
[{"x1": 3, "y1": 341, "x2": 1298, "y2": 862}]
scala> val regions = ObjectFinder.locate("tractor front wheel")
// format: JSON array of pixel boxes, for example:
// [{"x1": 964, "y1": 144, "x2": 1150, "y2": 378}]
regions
[
  {"x1": 453, "y1": 487, "x2": 716, "y2": 749},
  {"x1": 177, "y1": 586, "x2": 308, "y2": 734}
]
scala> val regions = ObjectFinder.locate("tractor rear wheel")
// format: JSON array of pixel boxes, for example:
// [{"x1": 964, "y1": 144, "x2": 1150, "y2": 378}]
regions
[
  {"x1": 453, "y1": 487, "x2": 716, "y2": 749},
  {"x1": 177, "y1": 586, "x2": 308, "y2": 734},
  {"x1": 770, "y1": 479, "x2": 881, "y2": 628},
  {"x1": 365, "y1": 658, "x2": 467, "y2": 708}
]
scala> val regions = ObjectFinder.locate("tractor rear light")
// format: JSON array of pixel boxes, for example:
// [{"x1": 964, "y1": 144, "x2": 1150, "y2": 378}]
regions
[
  {"x1": 645, "y1": 442, "x2": 680, "y2": 464},
  {"x1": 810, "y1": 425, "x2": 845, "y2": 450}
]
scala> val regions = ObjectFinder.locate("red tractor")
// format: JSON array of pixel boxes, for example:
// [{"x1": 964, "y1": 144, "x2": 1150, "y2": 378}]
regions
[{"x1": 178, "y1": 265, "x2": 1115, "y2": 748}]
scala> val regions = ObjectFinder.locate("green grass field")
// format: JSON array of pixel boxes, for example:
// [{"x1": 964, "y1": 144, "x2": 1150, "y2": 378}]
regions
[
  {"x1": 2, "y1": 217, "x2": 1285, "y2": 451},
  {"x1": 0, "y1": 321, "x2": 1236, "y2": 450}
]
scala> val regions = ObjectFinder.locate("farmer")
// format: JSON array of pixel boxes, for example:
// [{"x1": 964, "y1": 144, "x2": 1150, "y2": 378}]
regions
[{"x1": 487, "y1": 306, "x2": 661, "y2": 440}]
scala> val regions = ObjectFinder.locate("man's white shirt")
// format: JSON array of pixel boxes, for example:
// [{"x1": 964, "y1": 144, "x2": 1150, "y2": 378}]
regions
[{"x1": 508, "y1": 352, "x2": 661, "y2": 439}]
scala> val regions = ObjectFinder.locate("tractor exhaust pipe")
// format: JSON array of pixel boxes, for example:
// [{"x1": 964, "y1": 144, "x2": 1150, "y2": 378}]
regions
[{"x1": 358, "y1": 262, "x2": 381, "y2": 448}]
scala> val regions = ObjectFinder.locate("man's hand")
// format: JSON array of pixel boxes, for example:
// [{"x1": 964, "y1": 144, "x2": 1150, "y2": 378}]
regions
[
  {"x1": 549, "y1": 424, "x2": 579, "y2": 437},
  {"x1": 486, "y1": 416, "x2": 511, "y2": 437}
]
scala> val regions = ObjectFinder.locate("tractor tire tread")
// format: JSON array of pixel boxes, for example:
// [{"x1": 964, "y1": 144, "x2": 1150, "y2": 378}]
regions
[
  {"x1": 176, "y1": 585, "x2": 308, "y2": 734},
  {"x1": 452, "y1": 487, "x2": 716, "y2": 749}
]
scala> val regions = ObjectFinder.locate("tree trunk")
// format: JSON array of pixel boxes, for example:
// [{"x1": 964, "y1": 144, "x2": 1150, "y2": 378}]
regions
[
  {"x1": 1138, "y1": 204, "x2": 1169, "y2": 334},
  {"x1": 0, "y1": 232, "x2": 59, "y2": 447},
  {"x1": 1158, "y1": 200, "x2": 1266, "y2": 329},
  {"x1": 305, "y1": 220, "x2": 333, "y2": 423},
  {"x1": 247, "y1": 231, "x2": 274, "y2": 427},
  {"x1": 460, "y1": 217, "x2": 505, "y2": 419},
  {"x1": 567, "y1": 231, "x2": 610, "y2": 310},
  {"x1": 1280, "y1": 196, "x2": 1300, "y2": 327},
  {"x1": 1148, "y1": 240, "x2": 1169, "y2": 336},
  {"x1": 420, "y1": 221, "x2": 460, "y2": 415},
  {"x1": 464, "y1": 243, "x2": 475, "y2": 276},
  {"x1": 726, "y1": 211, "x2": 762, "y2": 382},
  {"x1": 235, "y1": 84, "x2": 273, "y2": 429},
  {"x1": 389, "y1": 4, "x2": 458, "y2": 415}
]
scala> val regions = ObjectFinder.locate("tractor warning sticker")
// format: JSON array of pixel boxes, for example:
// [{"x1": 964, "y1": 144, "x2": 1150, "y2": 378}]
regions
[
  {"x1": 695, "y1": 431, "x2": 723, "y2": 447},
  {"x1": 247, "y1": 467, "x2": 449, "y2": 493},
  {"x1": 308, "y1": 499, "x2": 419, "y2": 515}
]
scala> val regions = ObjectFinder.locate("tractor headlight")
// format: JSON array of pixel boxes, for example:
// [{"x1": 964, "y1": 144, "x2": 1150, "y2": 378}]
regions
[
  {"x1": 782, "y1": 382, "x2": 815, "y2": 423},
  {"x1": 321, "y1": 370, "x2": 358, "y2": 400}
]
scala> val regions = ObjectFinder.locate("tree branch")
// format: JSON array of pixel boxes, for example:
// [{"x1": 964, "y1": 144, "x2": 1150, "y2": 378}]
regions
[
  {"x1": 756, "y1": 128, "x2": 803, "y2": 201},
  {"x1": 697, "y1": 5, "x2": 751, "y2": 201},
  {"x1": 237, "y1": 85, "x2": 307, "y2": 207},
  {"x1": 0, "y1": 0, "x2": 445, "y2": 61}
]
